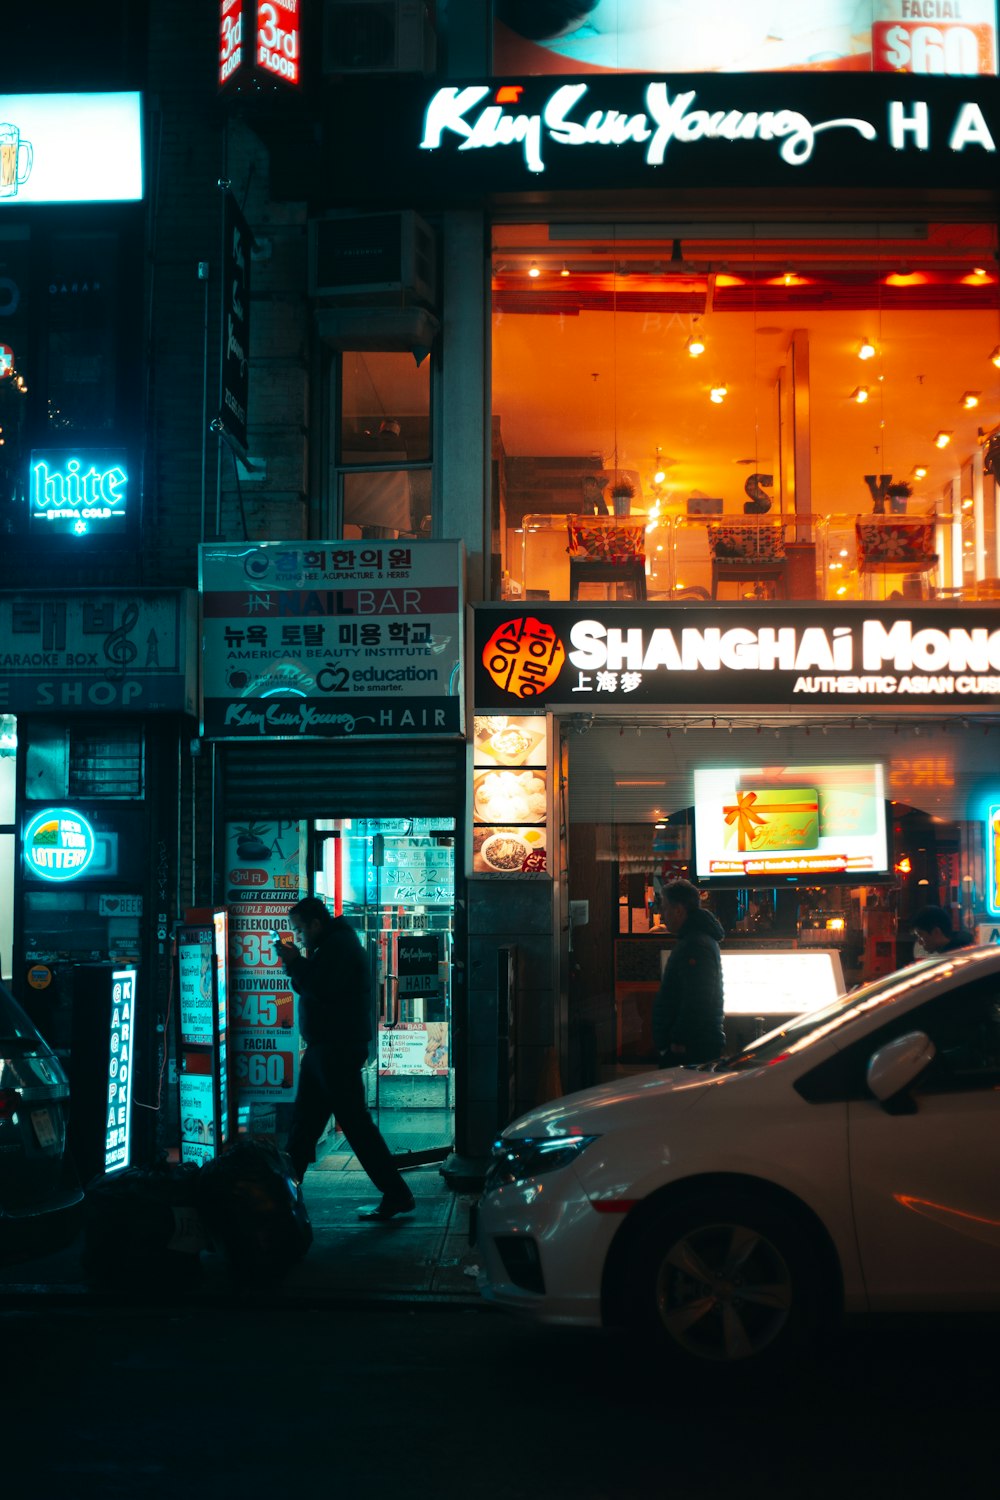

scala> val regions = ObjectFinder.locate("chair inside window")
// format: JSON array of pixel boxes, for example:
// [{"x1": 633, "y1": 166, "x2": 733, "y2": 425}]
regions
[
  {"x1": 707, "y1": 521, "x2": 788, "y2": 599},
  {"x1": 855, "y1": 517, "x2": 939, "y2": 597},
  {"x1": 567, "y1": 517, "x2": 647, "y2": 600}
]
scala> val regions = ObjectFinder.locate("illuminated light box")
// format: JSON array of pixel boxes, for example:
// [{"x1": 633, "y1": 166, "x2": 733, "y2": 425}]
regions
[
  {"x1": 988, "y1": 804, "x2": 1000, "y2": 917},
  {"x1": 29, "y1": 450, "x2": 129, "y2": 537},
  {"x1": 720, "y1": 949, "x2": 845, "y2": 1016},
  {"x1": 693, "y1": 762, "x2": 889, "y2": 885},
  {"x1": 0, "y1": 93, "x2": 142, "y2": 205},
  {"x1": 219, "y1": 0, "x2": 301, "y2": 91},
  {"x1": 105, "y1": 968, "x2": 136, "y2": 1174},
  {"x1": 23, "y1": 807, "x2": 96, "y2": 882}
]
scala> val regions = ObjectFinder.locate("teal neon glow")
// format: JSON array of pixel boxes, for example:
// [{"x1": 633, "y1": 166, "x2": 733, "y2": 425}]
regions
[
  {"x1": 31, "y1": 455, "x2": 127, "y2": 535},
  {"x1": 105, "y1": 969, "x2": 136, "y2": 1175},
  {"x1": 23, "y1": 807, "x2": 97, "y2": 881},
  {"x1": 988, "y1": 804, "x2": 1000, "y2": 917}
]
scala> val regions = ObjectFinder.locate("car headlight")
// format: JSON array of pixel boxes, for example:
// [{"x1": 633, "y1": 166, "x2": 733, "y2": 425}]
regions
[{"x1": 484, "y1": 1133, "x2": 599, "y2": 1191}]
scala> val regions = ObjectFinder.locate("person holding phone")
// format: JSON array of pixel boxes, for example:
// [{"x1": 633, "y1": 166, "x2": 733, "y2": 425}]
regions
[{"x1": 275, "y1": 896, "x2": 415, "y2": 1221}]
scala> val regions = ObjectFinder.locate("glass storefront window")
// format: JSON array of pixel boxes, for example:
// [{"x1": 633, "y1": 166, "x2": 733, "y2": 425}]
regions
[
  {"x1": 491, "y1": 222, "x2": 1000, "y2": 604},
  {"x1": 339, "y1": 351, "x2": 432, "y2": 539}
]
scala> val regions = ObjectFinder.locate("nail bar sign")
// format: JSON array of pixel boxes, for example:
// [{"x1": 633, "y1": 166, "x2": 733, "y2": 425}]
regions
[{"x1": 29, "y1": 449, "x2": 129, "y2": 537}]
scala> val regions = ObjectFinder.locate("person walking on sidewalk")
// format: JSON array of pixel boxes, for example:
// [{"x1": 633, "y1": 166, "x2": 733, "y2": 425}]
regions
[
  {"x1": 652, "y1": 879, "x2": 726, "y2": 1067},
  {"x1": 275, "y1": 896, "x2": 415, "y2": 1222}
]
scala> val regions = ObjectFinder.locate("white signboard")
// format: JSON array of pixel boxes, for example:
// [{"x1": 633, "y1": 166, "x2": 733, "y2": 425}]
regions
[
  {"x1": 0, "y1": 93, "x2": 143, "y2": 205},
  {"x1": 720, "y1": 949, "x2": 846, "y2": 1015},
  {"x1": 200, "y1": 541, "x2": 464, "y2": 739}
]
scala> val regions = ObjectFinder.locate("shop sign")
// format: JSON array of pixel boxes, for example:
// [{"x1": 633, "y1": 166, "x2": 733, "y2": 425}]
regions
[
  {"x1": 219, "y1": 0, "x2": 300, "y2": 92},
  {"x1": 200, "y1": 540, "x2": 465, "y2": 740},
  {"x1": 420, "y1": 78, "x2": 995, "y2": 177},
  {"x1": 378, "y1": 1021, "x2": 449, "y2": 1077},
  {"x1": 0, "y1": 590, "x2": 198, "y2": 715},
  {"x1": 218, "y1": 192, "x2": 252, "y2": 458},
  {"x1": 29, "y1": 449, "x2": 128, "y2": 537},
  {"x1": 23, "y1": 807, "x2": 96, "y2": 882},
  {"x1": 0, "y1": 93, "x2": 142, "y2": 205},
  {"x1": 471, "y1": 713, "x2": 549, "y2": 877},
  {"x1": 473, "y1": 604, "x2": 1000, "y2": 711},
  {"x1": 104, "y1": 968, "x2": 136, "y2": 1175}
]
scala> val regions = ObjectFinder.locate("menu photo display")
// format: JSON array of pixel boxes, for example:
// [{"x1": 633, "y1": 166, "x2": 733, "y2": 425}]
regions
[{"x1": 471, "y1": 714, "x2": 549, "y2": 875}]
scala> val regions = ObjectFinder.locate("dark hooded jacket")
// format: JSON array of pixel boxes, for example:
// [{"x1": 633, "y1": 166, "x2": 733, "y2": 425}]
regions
[
  {"x1": 280, "y1": 915, "x2": 372, "y2": 1051},
  {"x1": 652, "y1": 907, "x2": 726, "y2": 1065}
]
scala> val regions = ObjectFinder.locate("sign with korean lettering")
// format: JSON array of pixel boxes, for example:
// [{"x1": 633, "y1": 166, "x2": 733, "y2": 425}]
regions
[
  {"x1": 200, "y1": 540, "x2": 465, "y2": 739},
  {"x1": 224, "y1": 818, "x2": 306, "y2": 1101},
  {"x1": 0, "y1": 590, "x2": 198, "y2": 714},
  {"x1": 473, "y1": 603, "x2": 1000, "y2": 710},
  {"x1": 104, "y1": 968, "x2": 136, "y2": 1174}
]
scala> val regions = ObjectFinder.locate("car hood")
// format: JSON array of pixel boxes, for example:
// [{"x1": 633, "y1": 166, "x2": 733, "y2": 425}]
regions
[{"x1": 502, "y1": 1066, "x2": 719, "y2": 1139}]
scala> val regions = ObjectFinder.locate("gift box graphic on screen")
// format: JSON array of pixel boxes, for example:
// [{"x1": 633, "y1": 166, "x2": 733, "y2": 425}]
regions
[{"x1": 722, "y1": 788, "x2": 820, "y2": 853}]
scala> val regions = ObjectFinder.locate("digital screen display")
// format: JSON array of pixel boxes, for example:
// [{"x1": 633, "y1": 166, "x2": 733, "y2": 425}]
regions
[
  {"x1": 693, "y1": 762, "x2": 888, "y2": 883},
  {"x1": 720, "y1": 950, "x2": 845, "y2": 1015}
]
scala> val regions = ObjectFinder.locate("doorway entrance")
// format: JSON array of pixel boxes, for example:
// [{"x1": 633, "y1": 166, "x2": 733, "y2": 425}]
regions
[{"x1": 314, "y1": 817, "x2": 455, "y2": 1157}]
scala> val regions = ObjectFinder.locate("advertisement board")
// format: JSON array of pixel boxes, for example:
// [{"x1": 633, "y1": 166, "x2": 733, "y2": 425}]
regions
[
  {"x1": 224, "y1": 818, "x2": 306, "y2": 1102},
  {"x1": 492, "y1": 3, "x2": 999, "y2": 77},
  {"x1": 200, "y1": 541, "x2": 464, "y2": 739},
  {"x1": 0, "y1": 93, "x2": 142, "y2": 205},
  {"x1": 104, "y1": 967, "x2": 136, "y2": 1174}
]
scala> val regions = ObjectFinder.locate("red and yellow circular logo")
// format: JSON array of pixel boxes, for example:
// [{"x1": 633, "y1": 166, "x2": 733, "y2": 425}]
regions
[{"x1": 482, "y1": 616, "x2": 565, "y2": 700}]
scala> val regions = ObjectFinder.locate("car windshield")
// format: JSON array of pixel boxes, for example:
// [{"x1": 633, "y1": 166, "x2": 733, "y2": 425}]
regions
[
  {"x1": 713, "y1": 955, "x2": 954, "y2": 1071},
  {"x1": 0, "y1": 984, "x2": 45, "y2": 1046}
]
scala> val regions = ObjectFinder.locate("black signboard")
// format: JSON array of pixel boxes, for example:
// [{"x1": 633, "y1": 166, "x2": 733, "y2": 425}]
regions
[
  {"x1": 473, "y1": 602, "x2": 1000, "y2": 711},
  {"x1": 218, "y1": 192, "x2": 252, "y2": 459},
  {"x1": 309, "y1": 73, "x2": 1000, "y2": 207}
]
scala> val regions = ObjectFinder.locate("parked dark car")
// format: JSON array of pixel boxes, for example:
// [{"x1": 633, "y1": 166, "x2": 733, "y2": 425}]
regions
[{"x1": 0, "y1": 980, "x2": 83, "y2": 1263}]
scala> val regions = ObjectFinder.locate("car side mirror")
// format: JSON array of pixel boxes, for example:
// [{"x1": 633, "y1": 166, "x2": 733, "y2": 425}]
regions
[{"x1": 866, "y1": 1031, "x2": 936, "y2": 1113}]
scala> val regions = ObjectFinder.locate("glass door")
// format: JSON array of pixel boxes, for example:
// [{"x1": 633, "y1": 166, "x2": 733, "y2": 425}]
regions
[{"x1": 315, "y1": 817, "x2": 455, "y2": 1156}]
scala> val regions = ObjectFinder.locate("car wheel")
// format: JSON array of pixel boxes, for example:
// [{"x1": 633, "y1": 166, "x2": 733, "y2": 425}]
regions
[{"x1": 629, "y1": 1190, "x2": 828, "y2": 1368}]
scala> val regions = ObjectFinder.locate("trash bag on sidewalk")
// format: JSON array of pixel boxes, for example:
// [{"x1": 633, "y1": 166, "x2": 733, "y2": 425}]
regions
[
  {"x1": 82, "y1": 1160, "x2": 207, "y2": 1291},
  {"x1": 193, "y1": 1138, "x2": 312, "y2": 1285}
]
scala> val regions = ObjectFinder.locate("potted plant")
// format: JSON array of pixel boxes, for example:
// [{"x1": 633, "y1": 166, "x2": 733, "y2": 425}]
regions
[{"x1": 609, "y1": 475, "x2": 636, "y2": 517}]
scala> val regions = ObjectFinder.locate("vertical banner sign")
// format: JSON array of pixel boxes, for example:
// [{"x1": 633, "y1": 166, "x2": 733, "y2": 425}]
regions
[
  {"x1": 256, "y1": 1, "x2": 300, "y2": 85},
  {"x1": 219, "y1": 0, "x2": 244, "y2": 87},
  {"x1": 219, "y1": 191, "x2": 251, "y2": 458},
  {"x1": 104, "y1": 967, "x2": 136, "y2": 1175},
  {"x1": 988, "y1": 804, "x2": 1000, "y2": 917},
  {"x1": 225, "y1": 819, "x2": 306, "y2": 1102},
  {"x1": 219, "y1": 1, "x2": 300, "y2": 90},
  {"x1": 177, "y1": 913, "x2": 231, "y2": 1165}
]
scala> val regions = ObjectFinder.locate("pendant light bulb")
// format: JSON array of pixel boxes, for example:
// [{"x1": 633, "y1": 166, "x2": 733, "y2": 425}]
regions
[
  {"x1": 934, "y1": 430, "x2": 952, "y2": 449},
  {"x1": 858, "y1": 336, "x2": 875, "y2": 360},
  {"x1": 990, "y1": 346, "x2": 1000, "y2": 368},
  {"x1": 687, "y1": 332, "x2": 706, "y2": 357},
  {"x1": 851, "y1": 386, "x2": 870, "y2": 404}
]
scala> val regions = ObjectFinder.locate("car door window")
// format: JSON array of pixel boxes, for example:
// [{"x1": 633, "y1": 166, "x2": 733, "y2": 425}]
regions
[{"x1": 796, "y1": 976, "x2": 1000, "y2": 1102}]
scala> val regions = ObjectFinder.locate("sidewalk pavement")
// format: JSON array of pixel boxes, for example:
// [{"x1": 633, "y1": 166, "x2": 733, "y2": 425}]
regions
[{"x1": 0, "y1": 1159, "x2": 485, "y2": 1310}]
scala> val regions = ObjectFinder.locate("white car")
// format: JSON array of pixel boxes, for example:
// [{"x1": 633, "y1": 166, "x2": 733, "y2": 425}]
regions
[{"x1": 476, "y1": 945, "x2": 1000, "y2": 1368}]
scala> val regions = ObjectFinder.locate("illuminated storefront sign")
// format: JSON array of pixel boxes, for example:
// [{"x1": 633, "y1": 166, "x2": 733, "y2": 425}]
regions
[
  {"x1": 473, "y1": 604, "x2": 1000, "y2": 709},
  {"x1": 105, "y1": 968, "x2": 136, "y2": 1174},
  {"x1": 987, "y1": 804, "x2": 1000, "y2": 916},
  {"x1": 29, "y1": 450, "x2": 128, "y2": 536},
  {"x1": 23, "y1": 807, "x2": 97, "y2": 881},
  {"x1": 219, "y1": 0, "x2": 300, "y2": 91},
  {"x1": 0, "y1": 93, "x2": 142, "y2": 205},
  {"x1": 420, "y1": 81, "x2": 995, "y2": 176}
]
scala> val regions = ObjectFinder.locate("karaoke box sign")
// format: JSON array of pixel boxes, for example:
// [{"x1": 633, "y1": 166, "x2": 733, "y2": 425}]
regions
[{"x1": 200, "y1": 541, "x2": 464, "y2": 739}]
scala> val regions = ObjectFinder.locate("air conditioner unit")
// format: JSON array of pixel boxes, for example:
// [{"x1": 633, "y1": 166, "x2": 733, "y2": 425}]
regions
[
  {"x1": 309, "y1": 212, "x2": 437, "y2": 306},
  {"x1": 323, "y1": 0, "x2": 436, "y2": 74}
]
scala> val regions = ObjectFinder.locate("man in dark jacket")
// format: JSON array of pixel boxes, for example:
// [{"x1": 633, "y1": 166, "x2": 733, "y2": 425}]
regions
[
  {"x1": 910, "y1": 904, "x2": 976, "y2": 957},
  {"x1": 276, "y1": 896, "x2": 414, "y2": 1221},
  {"x1": 652, "y1": 879, "x2": 726, "y2": 1067}
]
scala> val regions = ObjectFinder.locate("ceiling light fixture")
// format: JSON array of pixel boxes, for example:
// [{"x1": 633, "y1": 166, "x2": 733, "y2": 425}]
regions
[
  {"x1": 782, "y1": 267, "x2": 795, "y2": 286},
  {"x1": 913, "y1": 465, "x2": 928, "y2": 479},
  {"x1": 560, "y1": 263, "x2": 570, "y2": 277},
  {"x1": 528, "y1": 262, "x2": 540, "y2": 279},
  {"x1": 961, "y1": 391, "x2": 981, "y2": 409},
  {"x1": 858, "y1": 336, "x2": 876, "y2": 360},
  {"x1": 851, "y1": 386, "x2": 870, "y2": 404},
  {"x1": 709, "y1": 383, "x2": 728, "y2": 404},
  {"x1": 686, "y1": 332, "x2": 706, "y2": 357},
  {"x1": 990, "y1": 346, "x2": 1000, "y2": 368},
  {"x1": 934, "y1": 430, "x2": 952, "y2": 448}
]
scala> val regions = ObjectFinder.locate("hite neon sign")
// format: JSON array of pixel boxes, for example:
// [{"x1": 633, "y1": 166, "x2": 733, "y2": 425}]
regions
[
  {"x1": 30, "y1": 452, "x2": 128, "y2": 535},
  {"x1": 420, "y1": 83, "x2": 996, "y2": 174}
]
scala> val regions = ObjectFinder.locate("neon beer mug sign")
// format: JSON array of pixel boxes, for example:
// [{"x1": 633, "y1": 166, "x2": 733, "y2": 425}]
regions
[{"x1": 29, "y1": 449, "x2": 128, "y2": 536}]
